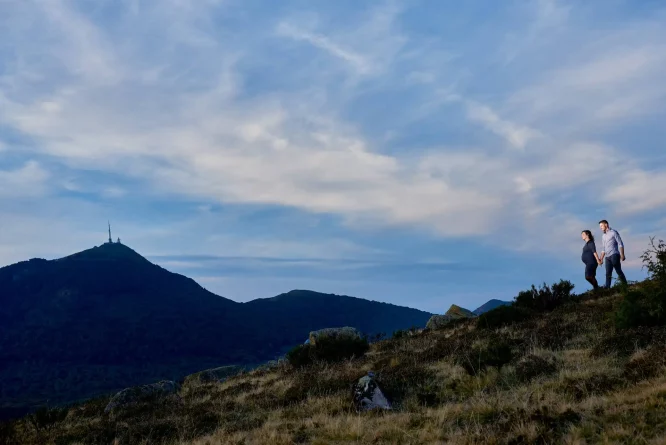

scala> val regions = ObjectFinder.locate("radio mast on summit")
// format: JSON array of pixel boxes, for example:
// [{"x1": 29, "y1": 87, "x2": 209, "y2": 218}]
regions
[{"x1": 108, "y1": 221, "x2": 112, "y2": 244}]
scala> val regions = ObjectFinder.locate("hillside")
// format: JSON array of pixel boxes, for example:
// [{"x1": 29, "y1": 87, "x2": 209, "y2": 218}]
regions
[
  {"x1": 473, "y1": 299, "x2": 512, "y2": 315},
  {"x1": 3, "y1": 279, "x2": 666, "y2": 444},
  {"x1": 0, "y1": 243, "x2": 431, "y2": 419}
]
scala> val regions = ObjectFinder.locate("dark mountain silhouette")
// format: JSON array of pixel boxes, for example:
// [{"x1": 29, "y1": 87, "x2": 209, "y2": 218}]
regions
[
  {"x1": 0, "y1": 243, "x2": 431, "y2": 419},
  {"x1": 473, "y1": 299, "x2": 512, "y2": 315}
]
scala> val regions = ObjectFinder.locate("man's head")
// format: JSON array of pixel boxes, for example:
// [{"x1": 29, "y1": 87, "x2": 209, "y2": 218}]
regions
[{"x1": 599, "y1": 220, "x2": 609, "y2": 232}]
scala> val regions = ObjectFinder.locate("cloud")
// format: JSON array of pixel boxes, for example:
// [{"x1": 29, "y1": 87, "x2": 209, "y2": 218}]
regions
[
  {"x1": 463, "y1": 100, "x2": 541, "y2": 150},
  {"x1": 0, "y1": 0, "x2": 665, "y2": 267},
  {"x1": 0, "y1": 161, "x2": 50, "y2": 197},
  {"x1": 607, "y1": 170, "x2": 666, "y2": 214},
  {"x1": 276, "y1": 23, "x2": 371, "y2": 74}
]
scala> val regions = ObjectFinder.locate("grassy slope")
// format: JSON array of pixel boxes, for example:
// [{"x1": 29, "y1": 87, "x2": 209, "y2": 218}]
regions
[{"x1": 3, "y1": 286, "x2": 666, "y2": 445}]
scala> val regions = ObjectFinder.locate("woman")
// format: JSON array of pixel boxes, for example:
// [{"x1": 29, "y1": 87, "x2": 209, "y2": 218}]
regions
[{"x1": 581, "y1": 230, "x2": 601, "y2": 290}]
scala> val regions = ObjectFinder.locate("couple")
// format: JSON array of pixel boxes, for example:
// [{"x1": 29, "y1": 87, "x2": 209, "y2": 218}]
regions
[{"x1": 581, "y1": 220, "x2": 628, "y2": 290}]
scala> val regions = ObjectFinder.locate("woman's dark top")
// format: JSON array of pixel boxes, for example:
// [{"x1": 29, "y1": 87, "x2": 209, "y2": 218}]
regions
[{"x1": 582, "y1": 240, "x2": 597, "y2": 265}]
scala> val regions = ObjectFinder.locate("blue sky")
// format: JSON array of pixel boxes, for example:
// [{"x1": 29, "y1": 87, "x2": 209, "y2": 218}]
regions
[{"x1": 1, "y1": 0, "x2": 665, "y2": 313}]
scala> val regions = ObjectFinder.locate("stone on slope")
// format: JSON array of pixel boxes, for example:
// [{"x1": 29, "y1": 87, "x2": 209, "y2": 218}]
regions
[
  {"x1": 426, "y1": 304, "x2": 476, "y2": 330},
  {"x1": 352, "y1": 372, "x2": 391, "y2": 412},
  {"x1": 308, "y1": 327, "x2": 362, "y2": 346},
  {"x1": 426, "y1": 314, "x2": 455, "y2": 330},
  {"x1": 445, "y1": 304, "x2": 476, "y2": 319},
  {"x1": 104, "y1": 380, "x2": 180, "y2": 416}
]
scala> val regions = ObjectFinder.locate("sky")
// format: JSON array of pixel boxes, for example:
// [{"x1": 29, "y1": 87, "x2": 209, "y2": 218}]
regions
[{"x1": 1, "y1": 0, "x2": 665, "y2": 313}]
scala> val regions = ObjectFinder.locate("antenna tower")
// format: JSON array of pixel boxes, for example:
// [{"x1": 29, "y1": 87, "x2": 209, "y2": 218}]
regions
[{"x1": 108, "y1": 221, "x2": 112, "y2": 243}]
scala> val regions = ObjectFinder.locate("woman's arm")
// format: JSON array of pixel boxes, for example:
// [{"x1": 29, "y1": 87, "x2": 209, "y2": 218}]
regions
[{"x1": 593, "y1": 242, "x2": 602, "y2": 264}]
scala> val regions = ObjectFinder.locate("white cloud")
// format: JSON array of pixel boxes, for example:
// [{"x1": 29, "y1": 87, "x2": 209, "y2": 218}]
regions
[
  {"x1": 607, "y1": 170, "x2": 666, "y2": 214},
  {"x1": 464, "y1": 101, "x2": 541, "y2": 150},
  {"x1": 0, "y1": 161, "x2": 50, "y2": 197},
  {"x1": 276, "y1": 23, "x2": 371, "y2": 74},
  {"x1": 0, "y1": 0, "x2": 665, "y2": 262}
]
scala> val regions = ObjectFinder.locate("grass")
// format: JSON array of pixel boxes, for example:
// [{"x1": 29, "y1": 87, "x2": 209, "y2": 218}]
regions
[{"x1": 3, "y1": 285, "x2": 666, "y2": 444}]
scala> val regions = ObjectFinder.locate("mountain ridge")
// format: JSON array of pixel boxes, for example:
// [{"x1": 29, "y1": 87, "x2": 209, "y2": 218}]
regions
[{"x1": 0, "y1": 242, "x2": 432, "y2": 418}]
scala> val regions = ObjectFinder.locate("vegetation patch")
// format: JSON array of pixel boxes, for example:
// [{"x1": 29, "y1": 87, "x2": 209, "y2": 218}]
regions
[
  {"x1": 623, "y1": 347, "x2": 666, "y2": 383},
  {"x1": 477, "y1": 304, "x2": 534, "y2": 330},
  {"x1": 515, "y1": 354, "x2": 559, "y2": 382},
  {"x1": 456, "y1": 337, "x2": 513, "y2": 375},
  {"x1": 286, "y1": 335, "x2": 369, "y2": 368}
]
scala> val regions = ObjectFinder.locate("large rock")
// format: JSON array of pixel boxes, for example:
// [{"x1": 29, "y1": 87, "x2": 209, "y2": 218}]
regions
[
  {"x1": 104, "y1": 380, "x2": 179, "y2": 416},
  {"x1": 309, "y1": 327, "x2": 362, "y2": 346},
  {"x1": 183, "y1": 365, "x2": 244, "y2": 385},
  {"x1": 445, "y1": 304, "x2": 476, "y2": 319},
  {"x1": 426, "y1": 305, "x2": 476, "y2": 330},
  {"x1": 352, "y1": 372, "x2": 391, "y2": 412},
  {"x1": 426, "y1": 314, "x2": 456, "y2": 330}
]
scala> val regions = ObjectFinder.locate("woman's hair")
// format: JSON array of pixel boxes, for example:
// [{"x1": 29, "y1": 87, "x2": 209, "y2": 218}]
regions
[{"x1": 582, "y1": 230, "x2": 594, "y2": 242}]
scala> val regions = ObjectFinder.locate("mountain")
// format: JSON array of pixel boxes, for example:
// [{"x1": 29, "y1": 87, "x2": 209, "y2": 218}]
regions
[
  {"x1": 473, "y1": 299, "x2": 512, "y2": 315},
  {"x1": 0, "y1": 243, "x2": 431, "y2": 419}
]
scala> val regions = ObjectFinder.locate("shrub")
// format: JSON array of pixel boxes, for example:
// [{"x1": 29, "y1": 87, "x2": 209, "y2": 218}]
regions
[
  {"x1": 392, "y1": 326, "x2": 419, "y2": 339},
  {"x1": 0, "y1": 421, "x2": 16, "y2": 445},
  {"x1": 477, "y1": 304, "x2": 533, "y2": 329},
  {"x1": 25, "y1": 406, "x2": 69, "y2": 434},
  {"x1": 616, "y1": 238, "x2": 666, "y2": 329},
  {"x1": 285, "y1": 336, "x2": 369, "y2": 368},
  {"x1": 457, "y1": 338, "x2": 513, "y2": 375},
  {"x1": 285, "y1": 344, "x2": 314, "y2": 368},
  {"x1": 514, "y1": 280, "x2": 575, "y2": 312},
  {"x1": 515, "y1": 354, "x2": 558, "y2": 382},
  {"x1": 392, "y1": 329, "x2": 408, "y2": 339}
]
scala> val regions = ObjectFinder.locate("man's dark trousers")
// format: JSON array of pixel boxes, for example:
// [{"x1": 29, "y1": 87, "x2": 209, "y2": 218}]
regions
[{"x1": 605, "y1": 253, "x2": 627, "y2": 288}]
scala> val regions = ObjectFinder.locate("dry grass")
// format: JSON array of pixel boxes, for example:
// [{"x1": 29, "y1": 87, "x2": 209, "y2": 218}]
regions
[{"x1": 4, "y1": 290, "x2": 666, "y2": 444}]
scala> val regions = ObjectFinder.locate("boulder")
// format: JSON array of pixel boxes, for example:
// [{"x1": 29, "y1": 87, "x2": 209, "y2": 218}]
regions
[
  {"x1": 445, "y1": 304, "x2": 476, "y2": 319},
  {"x1": 309, "y1": 327, "x2": 362, "y2": 346},
  {"x1": 183, "y1": 365, "x2": 244, "y2": 385},
  {"x1": 426, "y1": 304, "x2": 476, "y2": 330},
  {"x1": 352, "y1": 372, "x2": 391, "y2": 412},
  {"x1": 426, "y1": 314, "x2": 455, "y2": 330},
  {"x1": 104, "y1": 380, "x2": 179, "y2": 416}
]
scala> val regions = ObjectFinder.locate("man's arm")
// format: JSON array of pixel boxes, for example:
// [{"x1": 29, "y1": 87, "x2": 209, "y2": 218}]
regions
[
  {"x1": 615, "y1": 231, "x2": 626, "y2": 261},
  {"x1": 599, "y1": 237, "x2": 605, "y2": 263}
]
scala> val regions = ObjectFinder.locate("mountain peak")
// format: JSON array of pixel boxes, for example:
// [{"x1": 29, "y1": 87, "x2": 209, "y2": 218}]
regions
[
  {"x1": 473, "y1": 299, "x2": 512, "y2": 315},
  {"x1": 57, "y1": 242, "x2": 149, "y2": 264}
]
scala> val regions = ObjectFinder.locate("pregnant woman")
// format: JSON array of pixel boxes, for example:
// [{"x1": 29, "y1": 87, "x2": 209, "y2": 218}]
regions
[{"x1": 581, "y1": 230, "x2": 601, "y2": 290}]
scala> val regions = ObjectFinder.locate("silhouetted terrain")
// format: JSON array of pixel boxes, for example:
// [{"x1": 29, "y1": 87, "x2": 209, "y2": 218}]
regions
[
  {"x1": 473, "y1": 298, "x2": 512, "y2": 315},
  {"x1": 0, "y1": 243, "x2": 432, "y2": 419}
]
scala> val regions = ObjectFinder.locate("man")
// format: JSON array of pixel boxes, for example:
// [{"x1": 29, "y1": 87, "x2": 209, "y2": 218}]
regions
[{"x1": 598, "y1": 220, "x2": 628, "y2": 288}]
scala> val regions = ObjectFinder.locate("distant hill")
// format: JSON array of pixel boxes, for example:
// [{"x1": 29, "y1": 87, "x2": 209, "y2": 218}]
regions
[
  {"x1": 0, "y1": 243, "x2": 431, "y2": 419},
  {"x1": 473, "y1": 299, "x2": 512, "y2": 315}
]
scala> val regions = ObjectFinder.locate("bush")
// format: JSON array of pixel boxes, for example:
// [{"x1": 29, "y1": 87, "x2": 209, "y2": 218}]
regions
[
  {"x1": 27, "y1": 406, "x2": 69, "y2": 432},
  {"x1": 616, "y1": 238, "x2": 666, "y2": 329},
  {"x1": 285, "y1": 336, "x2": 369, "y2": 368},
  {"x1": 477, "y1": 304, "x2": 533, "y2": 329},
  {"x1": 514, "y1": 280, "x2": 575, "y2": 312},
  {"x1": 285, "y1": 344, "x2": 314, "y2": 368},
  {"x1": 515, "y1": 354, "x2": 558, "y2": 382},
  {"x1": 457, "y1": 338, "x2": 513, "y2": 375}
]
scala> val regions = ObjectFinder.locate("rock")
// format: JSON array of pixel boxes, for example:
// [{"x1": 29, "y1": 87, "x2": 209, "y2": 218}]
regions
[
  {"x1": 309, "y1": 327, "x2": 362, "y2": 346},
  {"x1": 352, "y1": 372, "x2": 391, "y2": 412},
  {"x1": 426, "y1": 305, "x2": 477, "y2": 330},
  {"x1": 445, "y1": 304, "x2": 476, "y2": 319},
  {"x1": 104, "y1": 380, "x2": 179, "y2": 415},
  {"x1": 426, "y1": 314, "x2": 455, "y2": 330},
  {"x1": 183, "y1": 365, "x2": 244, "y2": 385}
]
